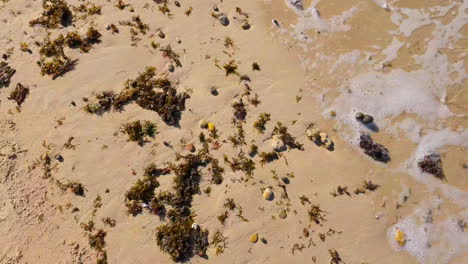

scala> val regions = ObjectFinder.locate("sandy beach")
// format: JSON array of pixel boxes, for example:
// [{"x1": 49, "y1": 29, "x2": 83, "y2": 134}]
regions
[{"x1": 0, "y1": 0, "x2": 466, "y2": 263}]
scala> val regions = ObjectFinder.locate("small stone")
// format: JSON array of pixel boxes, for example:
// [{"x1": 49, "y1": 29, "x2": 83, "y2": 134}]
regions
[
  {"x1": 279, "y1": 209, "x2": 287, "y2": 219},
  {"x1": 330, "y1": 110, "x2": 336, "y2": 117},
  {"x1": 241, "y1": 21, "x2": 251, "y2": 30},
  {"x1": 191, "y1": 223, "x2": 200, "y2": 230},
  {"x1": 158, "y1": 31, "x2": 166, "y2": 39},
  {"x1": 355, "y1": 112, "x2": 364, "y2": 121},
  {"x1": 55, "y1": 154, "x2": 64, "y2": 162},
  {"x1": 263, "y1": 188, "x2": 274, "y2": 200},
  {"x1": 166, "y1": 63, "x2": 175, "y2": 72},
  {"x1": 260, "y1": 237, "x2": 267, "y2": 244},
  {"x1": 199, "y1": 120, "x2": 208, "y2": 129},
  {"x1": 219, "y1": 15, "x2": 229, "y2": 26},
  {"x1": 185, "y1": 144, "x2": 195, "y2": 152},
  {"x1": 249, "y1": 233, "x2": 258, "y2": 243},
  {"x1": 362, "y1": 114, "x2": 374, "y2": 125},
  {"x1": 281, "y1": 177, "x2": 290, "y2": 184},
  {"x1": 209, "y1": 86, "x2": 218, "y2": 96},
  {"x1": 174, "y1": 1, "x2": 180, "y2": 7},
  {"x1": 272, "y1": 19, "x2": 280, "y2": 27}
]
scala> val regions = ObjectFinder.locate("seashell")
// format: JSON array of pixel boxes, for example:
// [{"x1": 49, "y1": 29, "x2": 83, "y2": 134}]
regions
[
  {"x1": 263, "y1": 188, "x2": 274, "y2": 200},
  {"x1": 208, "y1": 122, "x2": 216, "y2": 131},
  {"x1": 199, "y1": 120, "x2": 208, "y2": 129},
  {"x1": 249, "y1": 233, "x2": 258, "y2": 243},
  {"x1": 185, "y1": 144, "x2": 195, "y2": 152},
  {"x1": 362, "y1": 114, "x2": 374, "y2": 125},
  {"x1": 395, "y1": 228, "x2": 406, "y2": 246}
]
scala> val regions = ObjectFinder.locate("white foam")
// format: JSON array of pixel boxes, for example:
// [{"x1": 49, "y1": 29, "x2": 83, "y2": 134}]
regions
[
  {"x1": 388, "y1": 199, "x2": 468, "y2": 264},
  {"x1": 402, "y1": 129, "x2": 468, "y2": 207}
]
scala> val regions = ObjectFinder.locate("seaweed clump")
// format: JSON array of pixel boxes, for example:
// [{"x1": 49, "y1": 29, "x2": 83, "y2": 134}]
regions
[
  {"x1": 83, "y1": 91, "x2": 115, "y2": 114},
  {"x1": 271, "y1": 122, "x2": 303, "y2": 150},
  {"x1": 155, "y1": 154, "x2": 211, "y2": 261},
  {"x1": 29, "y1": 0, "x2": 72, "y2": 28},
  {"x1": 308, "y1": 204, "x2": 326, "y2": 224},
  {"x1": 0, "y1": 61, "x2": 16, "y2": 87},
  {"x1": 124, "y1": 164, "x2": 169, "y2": 215},
  {"x1": 253, "y1": 113, "x2": 270, "y2": 134},
  {"x1": 418, "y1": 154, "x2": 445, "y2": 180},
  {"x1": 224, "y1": 151, "x2": 255, "y2": 178},
  {"x1": 359, "y1": 134, "x2": 390, "y2": 163},
  {"x1": 121, "y1": 120, "x2": 157, "y2": 145},
  {"x1": 113, "y1": 66, "x2": 190, "y2": 126},
  {"x1": 8, "y1": 83, "x2": 29, "y2": 106}
]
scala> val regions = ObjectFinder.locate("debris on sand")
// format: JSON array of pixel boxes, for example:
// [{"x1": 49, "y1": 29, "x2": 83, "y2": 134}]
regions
[
  {"x1": 355, "y1": 112, "x2": 374, "y2": 125},
  {"x1": 249, "y1": 233, "x2": 258, "y2": 243},
  {"x1": 219, "y1": 15, "x2": 229, "y2": 26},
  {"x1": 29, "y1": 0, "x2": 73, "y2": 29},
  {"x1": 8, "y1": 83, "x2": 29, "y2": 106},
  {"x1": 121, "y1": 120, "x2": 157, "y2": 145},
  {"x1": 359, "y1": 134, "x2": 390, "y2": 163},
  {"x1": 308, "y1": 204, "x2": 326, "y2": 224},
  {"x1": 0, "y1": 61, "x2": 16, "y2": 87},
  {"x1": 418, "y1": 153, "x2": 445, "y2": 180},
  {"x1": 394, "y1": 228, "x2": 406, "y2": 246},
  {"x1": 199, "y1": 120, "x2": 208, "y2": 129},
  {"x1": 271, "y1": 122, "x2": 303, "y2": 150},
  {"x1": 253, "y1": 113, "x2": 270, "y2": 134},
  {"x1": 329, "y1": 249, "x2": 344, "y2": 264},
  {"x1": 108, "y1": 67, "x2": 190, "y2": 126},
  {"x1": 83, "y1": 91, "x2": 115, "y2": 114},
  {"x1": 263, "y1": 188, "x2": 273, "y2": 200},
  {"x1": 306, "y1": 127, "x2": 333, "y2": 150},
  {"x1": 241, "y1": 21, "x2": 251, "y2": 30}
]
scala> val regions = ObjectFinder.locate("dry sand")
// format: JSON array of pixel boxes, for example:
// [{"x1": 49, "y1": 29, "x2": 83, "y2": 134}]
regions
[{"x1": 0, "y1": 0, "x2": 466, "y2": 263}]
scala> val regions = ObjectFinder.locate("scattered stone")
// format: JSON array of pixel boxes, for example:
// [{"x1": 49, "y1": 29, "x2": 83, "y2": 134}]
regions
[
  {"x1": 281, "y1": 177, "x2": 290, "y2": 184},
  {"x1": 241, "y1": 21, "x2": 250, "y2": 30},
  {"x1": 158, "y1": 31, "x2": 166, "y2": 39},
  {"x1": 306, "y1": 128, "x2": 333, "y2": 150},
  {"x1": 359, "y1": 134, "x2": 390, "y2": 163},
  {"x1": 356, "y1": 112, "x2": 374, "y2": 125},
  {"x1": 306, "y1": 128, "x2": 320, "y2": 142},
  {"x1": 219, "y1": 15, "x2": 229, "y2": 26},
  {"x1": 55, "y1": 154, "x2": 64, "y2": 162},
  {"x1": 330, "y1": 110, "x2": 336, "y2": 117},
  {"x1": 354, "y1": 187, "x2": 366, "y2": 194},
  {"x1": 249, "y1": 233, "x2": 258, "y2": 243},
  {"x1": 185, "y1": 143, "x2": 195, "y2": 153},
  {"x1": 209, "y1": 86, "x2": 218, "y2": 96},
  {"x1": 199, "y1": 120, "x2": 208, "y2": 129},
  {"x1": 260, "y1": 237, "x2": 267, "y2": 244},
  {"x1": 166, "y1": 63, "x2": 175, "y2": 72},
  {"x1": 263, "y1": 188, "x2": 274, "y2": 201},
  {"x1": 279, "y1": 209, "x2": 287, "y2": 219},
  {"x1": 272, "y1": 19, "x2": 280, "y2": 27}
]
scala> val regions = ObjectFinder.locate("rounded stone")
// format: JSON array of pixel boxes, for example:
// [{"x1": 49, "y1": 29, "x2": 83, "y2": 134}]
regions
[
  {"x1": 263, "y1": 188, "x2": 274, "y2": 200},
  {"x1": 355, "y1": 112, "x2": 364, "y2": 121},
  {"x1": 249, "y1": 233, "x2": 258, "y2": 243},
  {"x1": 241, "y1": 21, "x2": 251, "y2": 30},
  {"x1": 185, "y1": 144, "x2": 195, "y2": 153},
  {"x1": 199, "y1": 120, "x2": 208, "y2": 129},
  {"x1": 219, "y1": 15, "x2": 229, "y2": 26},
  {"x1": 281, "y1": 177, "x2": 290, "y2": 184},
  {"x1": 209, "y1": 86, "x2": 218, "y2": 96},
  {"x1": 362, "y1": 114, "x2": 374, "y2": 125},
  {"x1": 166, "y1": 63, "x2": 175, "y2": 72}
]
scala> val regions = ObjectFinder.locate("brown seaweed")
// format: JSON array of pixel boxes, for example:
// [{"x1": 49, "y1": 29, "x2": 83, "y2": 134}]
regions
[
  {"x1": 29, "y1": 0, "x2": 72, "y2": 28},
  {"x1": 418, "y1": 153, "x2": 445, "y2": 180},
  {"x1": 8, "y1": 83, "x2": 29, "y2": 106},
  {"x1": 359, "y1": 134, "x2": 390, "y2": 163},
  {"x1": 0, "y1": 61, "x2": 16, "y2": 87}
]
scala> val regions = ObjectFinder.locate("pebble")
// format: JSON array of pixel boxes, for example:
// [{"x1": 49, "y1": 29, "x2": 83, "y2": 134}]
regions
[
  {"x1": 279, "y1": 209, "x2": 287, "y2": 219},
  {"x1": 260, "y1": 237, "x2": 267, "y2": 244},
  {"x1": 185, "y1": 144, "x2": 195, "y2": 153},
  {"x1": 271, "y1": 135, "x2": 285, "y2": 151},
  {"x1": 281, "y1": 177, "x2": 290, "y2": 184},
  {"x1": 249, "y1": 233, "x2": 258, "y2": 243},
  {"x1": 209, "y1": 86, "x2": 218, "y2": 96},
  {"x1": 263, "y1": 188, "x2": 274, "y2": 200},
  {"x1": 362, "y1": 114, "x2": 374, "y2": 125},
  {"x1": 241, "y1": 21, "x2": 251, "y2": 30},
  {"x1": 191, "y1": 223, "x2": 200, "y2": 230},
  {"x1": 166, "y1": 63, "x2": 175, "y2": 73},
  {"x1": 158, "y1": 31, "x2": 166, "y2": 39},
  {"x1": 55, "y1": 154, "x2": 64, "y2": 162},
  {"x1": 199, "y1": 120, "x2": 208, "y2": 129},
  {"x1": 272, "y1": 19, "x2": 280, "y2": 27},
  {"x1": 306, "y1": 128, "x2": 320, "y2": 142},
  {"x1": 219, "y1": 15, "x2": 229, "y2": 26}
]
